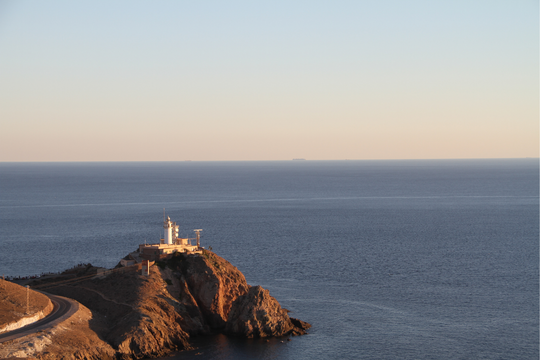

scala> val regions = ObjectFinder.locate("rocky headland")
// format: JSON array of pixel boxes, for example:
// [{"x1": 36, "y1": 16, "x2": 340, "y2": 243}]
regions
[{"x1": 0, "y1": 250, "x2": 310, "y2": 359}]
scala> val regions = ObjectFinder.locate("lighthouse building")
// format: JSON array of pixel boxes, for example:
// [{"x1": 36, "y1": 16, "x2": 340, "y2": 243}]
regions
[{"x1": 139, "y1": 216, "x2": 202, "y2": 261}]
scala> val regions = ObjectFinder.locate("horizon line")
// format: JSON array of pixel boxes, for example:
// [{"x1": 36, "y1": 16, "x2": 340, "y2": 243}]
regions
[{"x1": 0, "y1": 157, "x2": 538, "y2": 164}]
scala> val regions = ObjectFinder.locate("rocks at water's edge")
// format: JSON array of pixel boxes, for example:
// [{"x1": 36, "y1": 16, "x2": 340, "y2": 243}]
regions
[{"x1": 226, "y1": 285, "x2": 311, "y2": 337}]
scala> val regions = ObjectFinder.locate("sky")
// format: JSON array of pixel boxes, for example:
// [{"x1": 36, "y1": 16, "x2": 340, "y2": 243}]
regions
[{"x1": 0, "y1": 1, "x2": 538, "y2": 161}]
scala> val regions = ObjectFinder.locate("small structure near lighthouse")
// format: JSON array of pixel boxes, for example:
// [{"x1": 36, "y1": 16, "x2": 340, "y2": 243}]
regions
[
  {"x1": 141, "y1": 259, "x2": 152, "y2": 276},
  {"x1": 138, "y1": 215, "x2": 203, "y2": 262}
]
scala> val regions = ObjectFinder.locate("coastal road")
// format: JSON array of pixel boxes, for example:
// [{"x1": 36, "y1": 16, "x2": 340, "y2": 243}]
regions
[{"x1": 0, "y1": 293, "x2": 79, "y2": 343}]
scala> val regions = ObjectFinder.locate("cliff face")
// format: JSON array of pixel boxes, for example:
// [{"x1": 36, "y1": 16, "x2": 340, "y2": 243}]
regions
[
  {"x1": 25, "y1": 250, "x2": 310, "y2": 359},
  {"x1": 225, "y1": 285, "x2": 311, "y2": 338},
  {"x1": 175, "y1": 250, "x2": 251, "y2": 329},
  {"x1": 226, "y1": 285, "x2": 293, "y2": 337}
]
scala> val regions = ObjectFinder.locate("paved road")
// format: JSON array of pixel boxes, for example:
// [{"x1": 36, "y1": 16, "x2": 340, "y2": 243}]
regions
[{"x1": 0, "y1": 293, "x2": 79, "y2": 343}]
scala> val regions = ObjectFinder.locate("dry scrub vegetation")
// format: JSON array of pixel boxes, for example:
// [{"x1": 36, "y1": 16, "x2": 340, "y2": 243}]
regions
[{"x1": 0, "y1": 280, "x2": 50, "y2": 327}]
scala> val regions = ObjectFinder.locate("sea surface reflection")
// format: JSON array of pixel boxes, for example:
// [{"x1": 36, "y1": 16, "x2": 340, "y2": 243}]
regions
[{"x1": 163, "y1": 333, "x2": 292, "y2": 360}]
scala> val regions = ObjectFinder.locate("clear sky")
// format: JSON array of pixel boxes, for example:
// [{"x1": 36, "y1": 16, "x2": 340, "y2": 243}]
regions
[{"x1": 0, "y1": 1, "x2": 538, "y2": 161}]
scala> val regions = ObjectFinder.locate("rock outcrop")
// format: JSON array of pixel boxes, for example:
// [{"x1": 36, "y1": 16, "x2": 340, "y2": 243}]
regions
[
  {"x1": 226, "y1": 285, "x2": 308, "y2": 338},
  {"x1": 9, "y1": 250, "x2": 310, "y2": 359},
  {"x1": 176, "y1": 250, "x2": 250, "y2": 330}
]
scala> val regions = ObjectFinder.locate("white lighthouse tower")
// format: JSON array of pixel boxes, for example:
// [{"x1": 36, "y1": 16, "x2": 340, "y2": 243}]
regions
[{"x1": 164, "y1": 216, "x2": 173, "y2": 245}]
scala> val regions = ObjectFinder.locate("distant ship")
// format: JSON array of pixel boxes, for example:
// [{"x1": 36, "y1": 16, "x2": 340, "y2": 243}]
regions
[{"x1": 292, "y1": 158, "x2": 306, "y2": 161}]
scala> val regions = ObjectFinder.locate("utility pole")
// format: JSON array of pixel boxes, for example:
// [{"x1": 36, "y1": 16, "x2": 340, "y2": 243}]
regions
[{"x1": 26, "y1": 285, "x2": 29, "y2": 315}]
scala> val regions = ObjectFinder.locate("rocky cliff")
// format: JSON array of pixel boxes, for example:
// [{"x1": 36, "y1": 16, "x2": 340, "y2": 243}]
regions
[
  {"x1": 226, "y1": 285, "x2": 311, "y2": 338},
  {"x1": 23, "y1": 250, "x2": 309, "y2": 359}
]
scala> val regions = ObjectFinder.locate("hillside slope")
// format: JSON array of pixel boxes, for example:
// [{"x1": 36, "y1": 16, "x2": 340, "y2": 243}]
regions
[{"x1": 0, "y1": 280, "x2": 53, "y2": 334}]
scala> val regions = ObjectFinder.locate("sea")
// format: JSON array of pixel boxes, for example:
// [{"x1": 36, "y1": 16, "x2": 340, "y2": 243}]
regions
[{"x1": 0, "y1": 159, "x2": 538, "y2": 359}]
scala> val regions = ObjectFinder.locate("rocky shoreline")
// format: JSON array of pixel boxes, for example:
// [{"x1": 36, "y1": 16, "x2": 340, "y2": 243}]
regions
[{"x1": 0, "y1": 250, "x2": 310, "y2": 359}]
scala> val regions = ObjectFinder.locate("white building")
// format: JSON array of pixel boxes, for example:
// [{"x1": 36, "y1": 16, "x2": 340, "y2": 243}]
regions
[{"x1": 139, "y1": 216, "x2": 202, "y2": 261}]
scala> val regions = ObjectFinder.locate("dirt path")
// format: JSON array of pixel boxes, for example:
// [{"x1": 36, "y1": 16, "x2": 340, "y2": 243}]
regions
[{"x1": 74, "y1": 286, "x2": 135, "y2": 309}]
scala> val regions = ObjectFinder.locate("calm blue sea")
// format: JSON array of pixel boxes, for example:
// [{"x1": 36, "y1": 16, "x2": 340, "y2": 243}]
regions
[{"x1": 0, "y1": 159, "x2": 538, "y2": 359}]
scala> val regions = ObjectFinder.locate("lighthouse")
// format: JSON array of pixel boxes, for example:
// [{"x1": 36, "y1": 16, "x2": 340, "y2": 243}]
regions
[
  {"x1": 164, "y1": 216, "x2": 173, "y2": 245},
  {"x1": 138, "y1": 214, "x2": 203, "y2": 262}
]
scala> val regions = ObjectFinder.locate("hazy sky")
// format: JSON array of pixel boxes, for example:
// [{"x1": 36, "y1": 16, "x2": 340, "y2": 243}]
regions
[{"x1": 0, "y1": 1, "x2": 538, "y2": 161}]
